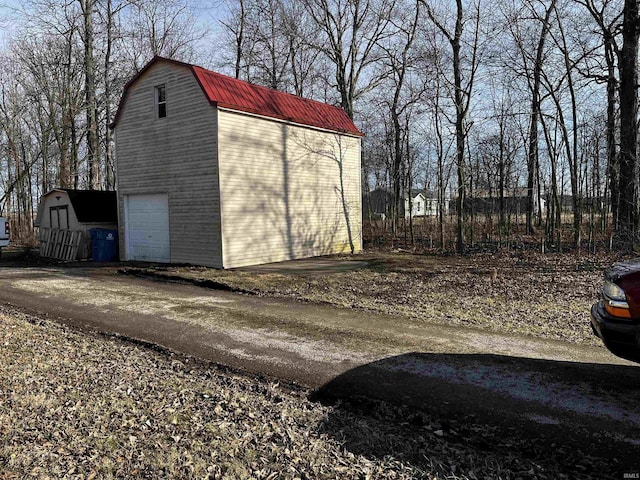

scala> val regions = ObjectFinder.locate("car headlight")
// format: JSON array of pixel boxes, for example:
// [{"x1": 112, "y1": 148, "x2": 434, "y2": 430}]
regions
[
  {"x1": 603, "y1": 280, "x2": 631, "y2": 318},
  {"x1": 603, "y1": 280, "x2": 627, "y2": 301}
]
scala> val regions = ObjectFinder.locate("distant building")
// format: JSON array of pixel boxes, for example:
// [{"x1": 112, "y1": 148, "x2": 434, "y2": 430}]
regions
[
  {"x1": 580, "y1": 196, "x2": 609, "y2": 212},
  {"x1": 404, "y1": 190, "x2": 448, "y2": 218},
  {"x1": 548, "y1": 195, "x2": 608, "y2": 214},
  {"x1": 363, "y1": 188, "x2": 395, "y2": 220}
]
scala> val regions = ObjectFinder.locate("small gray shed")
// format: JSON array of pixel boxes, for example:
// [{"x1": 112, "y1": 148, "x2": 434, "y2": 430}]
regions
[{"x1": 35, "y1": 189, "x2": 118, "y2": 260}]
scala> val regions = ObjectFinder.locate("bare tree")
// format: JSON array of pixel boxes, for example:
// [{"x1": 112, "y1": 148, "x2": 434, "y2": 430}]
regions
[
  {"x1": 429, "y1": 89, "x2": 454, "y2": 250},
  {"x1": 575, "y1": 0, "x2": 622, "y2": 227},
  {"x1": 302, "y1": 0, "x2": 394, "y2": 119},
  {"x1": 79, "y1": 0, "x2": 100, "y2": 189},
  {"x1": 248, "y1": 0, "x2": 293, "y2": 89},
  {"x1": 98, "y1": 0, "x2": 131, "y2": 190},
  {"x1": 377, "y1": 0, "x2": 424, "y2": 236},
  {"x1": 219, "y1": 0, "x2": 248, "y2": 79},
  {"x1": 0, "y1": 57, "x2": 40, "y2": 240},
  {"x1": 548, "y1": 2, "x2": 582, "y2": 248},
  {"x1": 422, "y1": 0, "x2": 482, "y2": 252},
  {"x1": 479, "y1": 84, "x2": 521, "y2": 237},
  {"x1": 17, "y1": 33, "x2": 84, "y2": 189},
  {"x1": 280, "y1": 1, "x2": 322, "y2": 97},
  {"x1": 529, "y1": 0, "x2": 557, "y2": 234},
  {"x1": 120, "y1": 0, "x2": 203, "y2": 70}
]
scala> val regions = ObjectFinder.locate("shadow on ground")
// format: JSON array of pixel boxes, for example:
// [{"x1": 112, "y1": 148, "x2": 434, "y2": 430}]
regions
[
  {"x1": 310, "y1": 352, "x2": 640, "y2": 479},
  {"x1": 604, "y1": 342, "x2": 640, "y2": 364}
]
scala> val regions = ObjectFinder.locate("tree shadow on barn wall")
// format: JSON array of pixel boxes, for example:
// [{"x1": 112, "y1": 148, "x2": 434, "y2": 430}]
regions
[
  {"x1": 309, "y1": 352, "x2": 640, "y2": 478},
  {"x1": 221, "y1": 124, "x2": 356, "y2": 267}
]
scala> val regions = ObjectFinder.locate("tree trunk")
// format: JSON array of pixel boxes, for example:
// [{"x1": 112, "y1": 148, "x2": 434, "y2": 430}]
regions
[
  {"x1": 104, "y1": 0, "x2": 115, "y2": 190},
  {"x1": 526, "y1": 0, "x2": 556, "y2": 234},
  {"x1": 554, "y1": 10, "x2": 581, "y2": 248},
  {"x1": 391, "y1": 111, "x2": 403, "y2": 238},
  {"x1": 605, "y1": 38, "x2": 619, "y2": 228},
  {"x1": 83, "y1": 0, "x2": 100, "y2": 190},
  {"x1": 617, "y1": 0, "x2": 639, "y2": 247},
  {"x1": 452, "y1": 0, "x2": 466, "y2": 253}
]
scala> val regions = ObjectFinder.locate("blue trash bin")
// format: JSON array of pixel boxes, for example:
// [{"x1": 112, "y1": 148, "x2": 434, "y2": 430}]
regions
[{"x1": 90, "y1": 229, "x2": 118, "y2": 262}]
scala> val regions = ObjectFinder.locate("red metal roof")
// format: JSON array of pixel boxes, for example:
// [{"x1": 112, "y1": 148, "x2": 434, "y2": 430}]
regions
[
  {"x1": 111, "y1": 57, "x2": 363, "y2": 137},
  {"x1": 192, "y1": 66, "x2": 362, "y2": 136}
]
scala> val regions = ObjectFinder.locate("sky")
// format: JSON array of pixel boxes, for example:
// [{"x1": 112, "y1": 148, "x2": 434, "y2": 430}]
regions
[
  {"x1": 0, "y1": 1, "x2": 21, "y2": 43},
  {"x1": 0, "y1": 0, "x2": 228, "y2": 48}
]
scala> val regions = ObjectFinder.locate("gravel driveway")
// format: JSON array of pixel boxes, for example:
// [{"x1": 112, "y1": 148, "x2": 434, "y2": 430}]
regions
[{"x1": 1, "y1": 264, "x2": 639, "y2": 475}]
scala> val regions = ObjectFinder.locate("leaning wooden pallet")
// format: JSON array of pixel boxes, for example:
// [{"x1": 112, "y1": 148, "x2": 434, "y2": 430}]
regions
[{"x1": 38, "y1": 227, "x2": 83, "y2": 261}]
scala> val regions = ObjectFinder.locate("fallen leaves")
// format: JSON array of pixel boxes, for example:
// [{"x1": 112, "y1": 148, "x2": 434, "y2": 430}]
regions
[{"x1": 0, "y1": 309, "x2": 424, "y2": 479}]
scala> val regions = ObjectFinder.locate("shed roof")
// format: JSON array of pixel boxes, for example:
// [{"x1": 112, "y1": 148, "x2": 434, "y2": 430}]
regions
[
  {"x1": 111, "y1": 56, "x2": 363, "y2": 137},
  {"x1": 65, "y1": 190, "x2": 118, "y2": 223},
  {"x1": 40, "y1": 189, "x2": 118, "y2": 224}
]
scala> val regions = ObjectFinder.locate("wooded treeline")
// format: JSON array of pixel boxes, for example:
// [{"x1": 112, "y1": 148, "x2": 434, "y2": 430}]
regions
[
  {"x1": 0, "y1": 0, "x2": 204, "y2": 240},
  {"x1": 0, "y1": 0, "x2": 638, "y2": 252}
]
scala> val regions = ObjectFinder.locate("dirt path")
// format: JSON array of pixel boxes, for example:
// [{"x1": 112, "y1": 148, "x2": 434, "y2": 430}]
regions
[{"x1": 1, "y1": 265, "x2": 639, "y2": 474}]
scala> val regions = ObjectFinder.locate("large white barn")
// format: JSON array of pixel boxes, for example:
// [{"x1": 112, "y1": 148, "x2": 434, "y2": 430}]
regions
[{"x1": 111, "y1": 56, "x2": 363, "y2": 268}]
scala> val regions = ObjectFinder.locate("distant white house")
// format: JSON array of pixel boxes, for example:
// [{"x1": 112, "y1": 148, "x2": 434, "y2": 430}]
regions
[{"x1": 404, "y1": 190, "x2": 448, "y2": 218}]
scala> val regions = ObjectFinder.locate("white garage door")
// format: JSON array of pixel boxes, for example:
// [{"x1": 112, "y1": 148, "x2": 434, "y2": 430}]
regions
[{"x1": 125, "y1": 194, "x2": 170, "y2": 262}]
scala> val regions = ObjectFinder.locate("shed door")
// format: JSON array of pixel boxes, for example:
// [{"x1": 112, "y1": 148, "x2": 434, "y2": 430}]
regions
[
  {"x1": 49, "y1": 205, "x2": 69, "y2": 229},
  {"x1": 125, "y1": 194, "x2": 170, "y2": 262}
]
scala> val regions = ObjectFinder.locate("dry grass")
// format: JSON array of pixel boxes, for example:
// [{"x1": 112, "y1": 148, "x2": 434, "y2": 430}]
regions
[
  {"x1": 0, "y1": 308, "x2": 419, "y2": 479},
  {"x1": 0, "y1": 308, "x2": 611, "y2": 479},
  {"x1": 124, "y1": 250, "x2": 626, "y2": 347}
]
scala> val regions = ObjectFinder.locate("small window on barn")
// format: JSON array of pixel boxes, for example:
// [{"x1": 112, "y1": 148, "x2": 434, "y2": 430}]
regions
[{"x1": 155, "y1": 85, "x2": 167, "y2": 119}]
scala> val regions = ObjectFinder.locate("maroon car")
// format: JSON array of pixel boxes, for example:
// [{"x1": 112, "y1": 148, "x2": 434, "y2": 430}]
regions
[{"x1": 591, "y1": 259, "x2": 640, "y2": 358}]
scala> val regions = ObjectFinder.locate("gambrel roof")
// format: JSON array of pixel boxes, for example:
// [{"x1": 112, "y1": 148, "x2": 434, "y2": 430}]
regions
[{"x1": 111, "y1": 56, "x2": 363, "y2": 137}]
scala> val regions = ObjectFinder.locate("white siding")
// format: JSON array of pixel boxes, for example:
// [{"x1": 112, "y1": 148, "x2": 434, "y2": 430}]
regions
[
  {"x1": 114, "y1": 62, "x2": 222, "y2": 267},
  {"x1": 217, "y1": 109, "x2": 362, "y2": 268},
  {"x1": 36, "y1": 192, "x2": 78, "y2": 230}
]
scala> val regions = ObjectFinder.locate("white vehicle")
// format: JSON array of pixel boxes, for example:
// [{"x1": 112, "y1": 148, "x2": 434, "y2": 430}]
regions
[{"x1": 0, "y1": 217, "x2": 9, "y2": 249}]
